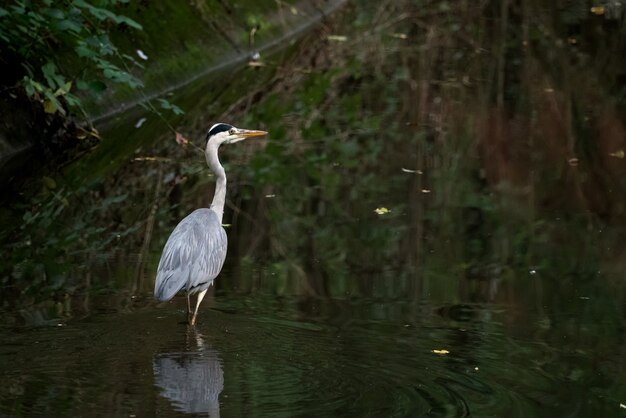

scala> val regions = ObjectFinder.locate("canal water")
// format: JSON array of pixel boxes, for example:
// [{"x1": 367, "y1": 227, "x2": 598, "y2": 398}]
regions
[{"x1": 1, "y1": 1, "x2": 625, "y2": 417}]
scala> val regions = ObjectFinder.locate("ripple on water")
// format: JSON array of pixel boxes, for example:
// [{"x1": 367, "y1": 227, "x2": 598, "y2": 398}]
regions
[
  {"x1": 0, "y1": 300, "x2": 566, "y2": 417},
  {"x1": 203, "y1": 307, "x2": 484, "y2": 416}
]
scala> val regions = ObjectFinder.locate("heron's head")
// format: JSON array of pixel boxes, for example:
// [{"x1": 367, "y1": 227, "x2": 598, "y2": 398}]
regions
[{"x1": 205, "y1": 123, "x2": 267, "y2": 148}]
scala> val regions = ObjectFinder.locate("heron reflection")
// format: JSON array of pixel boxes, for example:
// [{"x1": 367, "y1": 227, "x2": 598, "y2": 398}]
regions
[{"x1": 153, "y1": 331, "x2": 224, "y2": 417}]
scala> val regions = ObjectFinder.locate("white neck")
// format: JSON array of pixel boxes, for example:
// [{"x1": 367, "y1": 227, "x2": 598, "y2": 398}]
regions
[{"x1": 205, "y1": 141, "x2": 226, "y2": 223}]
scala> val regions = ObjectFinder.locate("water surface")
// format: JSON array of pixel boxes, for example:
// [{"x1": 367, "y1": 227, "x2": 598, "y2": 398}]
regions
[{"x1": 1, "y1": 1, "x2": 626, "y2": 417}]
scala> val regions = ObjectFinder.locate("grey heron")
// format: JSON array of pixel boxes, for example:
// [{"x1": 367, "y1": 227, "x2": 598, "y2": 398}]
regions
[{"x1": 154, "y1": 123, "x2": 267, "y2": 325}]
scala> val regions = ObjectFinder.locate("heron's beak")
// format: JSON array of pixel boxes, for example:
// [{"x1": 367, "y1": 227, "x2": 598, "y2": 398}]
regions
[{"x1": 238, "y1": 129, "x2": 268, "y2": 139}]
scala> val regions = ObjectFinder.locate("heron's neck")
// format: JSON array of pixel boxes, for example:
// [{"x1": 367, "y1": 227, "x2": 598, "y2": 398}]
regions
[{"x1": 206, "y1": 142, "x2": 226, "y2": 223}]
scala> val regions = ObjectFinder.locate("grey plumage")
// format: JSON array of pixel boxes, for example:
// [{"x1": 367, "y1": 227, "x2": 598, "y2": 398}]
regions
[
  {"x1": 153, "y1": 123, "x2": 267, "y2": 325},
  {"x1": 154, "y1": 208, "x2": 227, "y2": 301}
]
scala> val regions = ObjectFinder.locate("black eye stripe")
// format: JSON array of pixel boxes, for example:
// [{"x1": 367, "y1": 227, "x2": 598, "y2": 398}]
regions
[{"x1": 205, "y1": 123, "x2": 233, "y2": 144}]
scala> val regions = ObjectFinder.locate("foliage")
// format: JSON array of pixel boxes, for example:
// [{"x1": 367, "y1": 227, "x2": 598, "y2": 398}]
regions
[
  {"x1": 0, "y1": 181, "x2": 138, "y2": 297},
  {"x1": 0, "y1": 0, "x2": 144, "y2": 116}
]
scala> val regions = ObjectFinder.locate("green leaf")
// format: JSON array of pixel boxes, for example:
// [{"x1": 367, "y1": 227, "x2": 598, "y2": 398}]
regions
[
  {"x1": 22, "y1": 77, "x2": 45, "y2": 97},
  {"x1": 42, "y1": 62, "x2": 64, "y2": 89},
  {"x1": 75, "y1": 43, "x2": 95, "y2": 58},
  {"x1": 76, "y1": 80, "x2": 89, "y2": 90},
  {"x1": 55, "y1": 18, "x2": 83, "y2": 33},
  {"x1": 43, "y1": 99, "x2": 58, "y2": 114},
  {"x1": 157, "y1": 99, "x2": 185, "y2": 115},
  {"x1": 0, "y1": 7, "x2": 9, "y2": 17},
  {"x1": 43, "y1": 91, "x2": 65, "y2": 115},
  {"x1": 64, "y1": 93, "x2": 81, "y2": 107},
  {"x1": 46, "y1": 8, "x2": 65, "y2": 19},
  {"x1": 54, "y1": 81, "x2": 72, "y2": 96},
  {"x1": 171, "y1": 104, "x2": 184, "y2": 115},
  {"x1": 115, "y1": 15, "x2": 142, "y2": 30},
  {"x1": 88, "y1": 80, "x2": 107, "y2": 93},
  {"x1": 24, "y1": 83, "x2": 35, "y2": 97},
  {"x1": 157, "y1": 98, "x2": 172, "y2": 109},
  {"x1": 10, "y1": 4, "x2": 26, "y2": 15}
]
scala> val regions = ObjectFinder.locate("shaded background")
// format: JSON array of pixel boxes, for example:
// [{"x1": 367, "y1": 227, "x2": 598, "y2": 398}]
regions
[{"x1": 1, "y1": 0, "x2": 625, "y2": 416}]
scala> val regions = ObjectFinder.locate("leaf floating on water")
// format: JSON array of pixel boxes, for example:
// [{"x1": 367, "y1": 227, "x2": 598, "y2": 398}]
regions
[
  {"x1": 590, "y1": 6, "x2": 605, "y2": 15},
  {"x1": 432, "y1": 349, "x2": 450, "y2": 355},
  {"x1": 421, "y1": 189, "x2": 431, "y2": 193},
  {"x1": 568, "y1": 157, "x2": 579, "y2": 166},
  {"x1": 327, "y1": 35, "x2": 348, "y2": 42},
  {"x1": 391, "y1": 33, "x2": 408, "y2": 39},
  {"x1": 401, "y1": 168, "x2": 423, "y2": 174},
  {"x1": 374, "y1": 207, "x2": 390, "y2": 215},
  {"x1": 136, "y1": 49, "x2": 148, "y2": 60},
  {"x1": 609, "y1": 150, "x2": 624, "y2": 159},
  {"x1": 175, "y1": 132, "x2": 189, "y2": 146}
]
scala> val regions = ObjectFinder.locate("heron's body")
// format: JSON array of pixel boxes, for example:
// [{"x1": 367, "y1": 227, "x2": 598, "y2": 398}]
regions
[
  {"x1": 154, "y1": 123, "x2": 267, "y2": 325},
  {"x1": 154, "y1": 208, "x2": 227, "y2": 302}
]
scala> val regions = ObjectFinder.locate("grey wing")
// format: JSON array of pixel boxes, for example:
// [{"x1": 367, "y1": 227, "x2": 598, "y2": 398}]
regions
[{"x1": 154, "y1": 209, "x2": 228, "y2": 301}]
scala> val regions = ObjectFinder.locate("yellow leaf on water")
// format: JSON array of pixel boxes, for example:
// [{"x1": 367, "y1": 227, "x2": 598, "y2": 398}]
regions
[
  {"x1": 327, "y1": 35, "x2": 348, "y2": 42},
  {"x1": 590, "y1": 6, "x2": 605, "y2": 15},
  {"x1": 609, "y1": 150, "x2": 624, "y2": 159},
  {"x1": 401, "y1": 168, "x2": 423, "y2": 174},
  {"x1": 391, "y1": 33, "x2": 408, "y2": 39},
  {"x1": 374, "y1": 207, "x2": 390, "y2": 215},
  {"x1": 432, "y1": 349, "x2": 450, "y2": 355}
]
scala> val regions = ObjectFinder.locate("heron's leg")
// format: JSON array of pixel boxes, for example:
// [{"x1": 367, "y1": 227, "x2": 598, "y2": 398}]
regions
[
  {"x1": 190, "y1": 289, "x2": 208, "y2": 326},
  {"x1": 186, "y1": 293, "x2": 191, "y2": 321}
]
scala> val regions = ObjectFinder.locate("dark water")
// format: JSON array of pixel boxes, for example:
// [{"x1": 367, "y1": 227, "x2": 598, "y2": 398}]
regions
[
  {"x1": 1, "y1": 1, "x2": 626, "y2": 417},
  {"x1": 2, "y1": 283, "x2": 624, "y2": 417}
]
